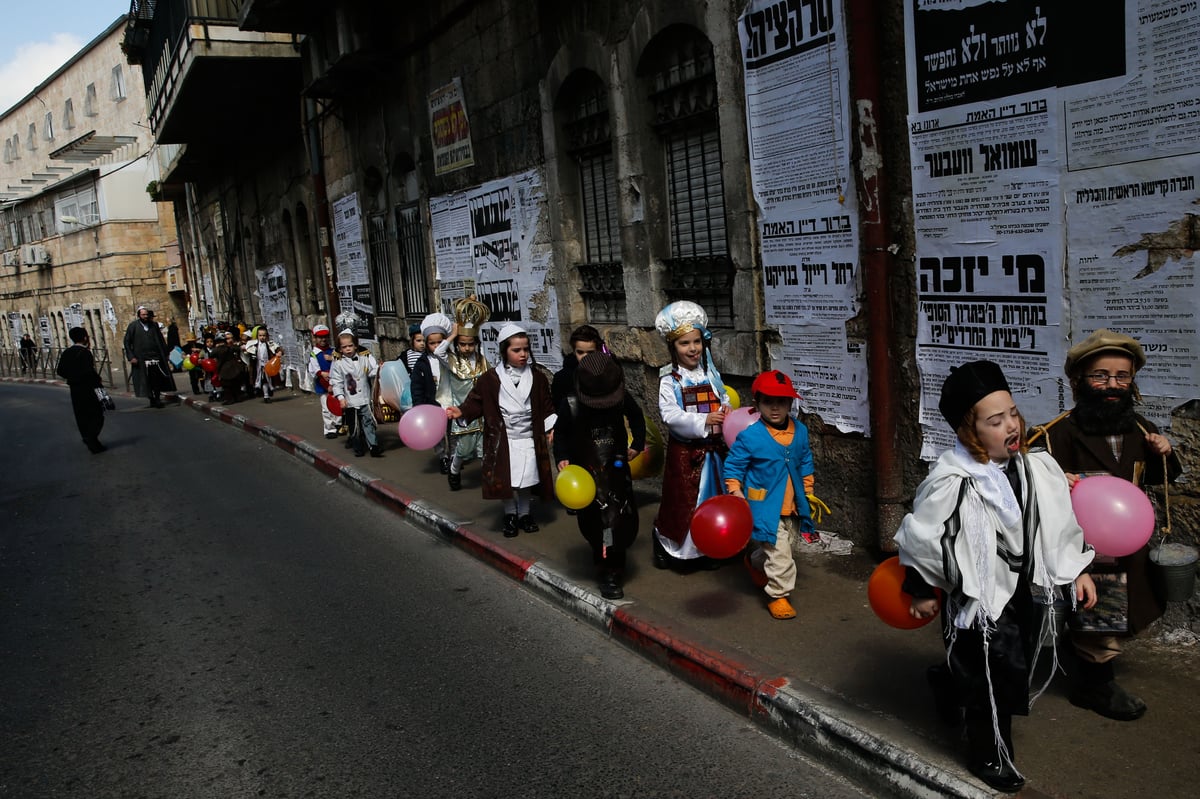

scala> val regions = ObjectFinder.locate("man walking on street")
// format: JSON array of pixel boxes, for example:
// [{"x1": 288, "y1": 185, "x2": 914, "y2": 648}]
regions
[
  {"x1": 56, "y1": 327, "x2": 107, "y2": 453},
  {"x1": 1030, "y1": 329, "x2": 1181, "y2": 721},
  {"x1": 123, "y1": 306, "x2": 177, "y2": 408}
]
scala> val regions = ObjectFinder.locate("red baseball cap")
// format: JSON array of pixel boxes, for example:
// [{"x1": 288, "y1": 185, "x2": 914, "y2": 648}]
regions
[{"x1": 751, "y1": 370, "x2": 800, "y2": 399}]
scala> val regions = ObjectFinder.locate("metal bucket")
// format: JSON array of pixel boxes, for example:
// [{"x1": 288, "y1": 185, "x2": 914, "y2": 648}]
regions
[{"x1": 1150, "y1": 544, "x2": 1199, "y2": 603}]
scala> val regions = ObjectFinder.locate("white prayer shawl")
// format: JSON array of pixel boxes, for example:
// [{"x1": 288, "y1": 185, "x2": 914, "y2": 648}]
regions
[{"x1": 896, "y1": 445, "x2": 1093, "y2": 630}]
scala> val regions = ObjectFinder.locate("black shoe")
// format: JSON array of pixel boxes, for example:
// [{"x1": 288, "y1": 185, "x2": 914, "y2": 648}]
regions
[
  {"x1": 264, "y1": 396, "x2": 272, "y2": 404},
  {"x1": 518, "y1": 514, "x2": 539, "y2": 533},
  {"x1": 369, "y1": 446, "x2": 383, "y2": 458},
  {"x1": 652, "y1": 535, "x2": 670, "y2": 570},
  {"x1": 967, "y1": 758, "x2": 1024, "y2": 793},
  {"x1": 86, "y1": 440, "x2": 106, "y2": 454},
  {"x1": 502, "y1": 514, "x2": 519, "y2": 538},
  {"x1": 439, "y1": 457, "x2": 450, "y2": 474},
  {"x1": 448, "y1": 472, "x2": 462, "y2": 491},
  {"x1": 1070, "y1": 679, "x2": 1147, "y2": 721},
  {"x1": 927, "y1": 664, "x2": 962, "y2": 726},
  {"x1": 599, "y1": 571, "x2": 624, "y2": 600},
  {"x1": 354, "y1": 449, "x2": 366, "y2": 457},
  {"x1": 324, "y1": 432, "x2": 338, "y2": 440}
]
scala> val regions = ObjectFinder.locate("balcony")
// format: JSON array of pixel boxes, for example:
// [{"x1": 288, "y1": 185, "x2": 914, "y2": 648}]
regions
[
  {"x1": 237, "y1": 0, "x2": 324, "y2": 34},
  {"x1": 127, "y1": 0, "x2": 301, "y2": 147}
]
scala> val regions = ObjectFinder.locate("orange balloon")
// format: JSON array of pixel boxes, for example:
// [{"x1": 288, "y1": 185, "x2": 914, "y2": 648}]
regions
[{"x1": 867, "y1": 556, "x2": 937, "y2": 630}]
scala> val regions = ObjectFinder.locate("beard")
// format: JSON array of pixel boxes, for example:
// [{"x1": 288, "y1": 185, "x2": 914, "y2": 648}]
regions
[{"x1": 1073, "y1": 382, "x2": 1137, "y2": 435}]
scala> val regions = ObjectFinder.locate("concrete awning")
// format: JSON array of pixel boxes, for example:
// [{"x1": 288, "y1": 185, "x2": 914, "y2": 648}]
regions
[{"x1": 49, "y1": 130, "x2": 138, "y2": 163}]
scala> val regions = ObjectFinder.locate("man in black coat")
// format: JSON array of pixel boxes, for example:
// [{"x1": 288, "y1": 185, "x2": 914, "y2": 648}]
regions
[
  {"x1": 1031, "y1": 329, "x2": 1181, "y2": 721},
  {"x1": 56, "y1": 327, "x2": 107, "y2": 453},
  {"x1": 123, "y1": 306, "x2": 176, "y2": 407}
]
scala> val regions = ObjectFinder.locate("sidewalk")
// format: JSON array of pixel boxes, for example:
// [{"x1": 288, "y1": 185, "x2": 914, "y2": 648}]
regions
[{"x1": 11, "y1": 378, "x2": 1199, "y2": 798}]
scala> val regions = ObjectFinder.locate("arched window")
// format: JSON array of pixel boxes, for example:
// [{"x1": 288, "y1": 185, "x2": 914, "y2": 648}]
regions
[
  {"x1": 557, "y1": 69, "x2": 625, "y2": 324},
  {"x1": 638, "y1": 25, "x2": 733, "y2": 326}
]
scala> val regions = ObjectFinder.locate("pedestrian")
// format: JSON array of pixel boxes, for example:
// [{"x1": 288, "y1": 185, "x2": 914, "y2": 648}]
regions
[
  {"x1": 56, "y1": 326, "x2": 108, "y2": 454},
  {"x1": 166, "y1": 318, "x2": 181, "y2": 369},
  {"x1": 307, "y1": 324, "x2": 341, "y2": 439},
  {"x1": 19, "y1": 333, "x2": 36, "y2": 373},
  {"x1": 329, "y1": 330, "x2": 382, "y2": 457},
  {"x1": 214, "y1": 330, "x2": 246, "y2": 404},
  {"x1": 1028, "y1": 329, "x2": 1181, "y2": 721},
  {"x1": 403, "y1": 323, "x2": 425, "y2": 374},
  {"x1": 895, "y1": 360, "x2": 1096, "y2": 793},
  {"x1": 246, "y1": 325, "x2": 283, "y2": 403},
  {"x1": 411, "y1": 312, "x2": 452, "y2": 472},
  {"x1": 554, "y1": 352, "x2": 645, "y2": 598},
  {"x1": 185, "y1": 340, "x2": 206, "y2": 395},
  {"x1": 433, "y1": 298, "x2": 491, "y2": 491},
  {"x1": 652, "y1": 300, "x2": 730, "y2": 572},
  {"x1": 122, "y1": 306, "x2": 177, "y2": 408},
  {"x1": 446, "y1": 323, "x2": 556, "y2": 537},
  {"x1": 551, "y1": 324, "x2": 605, "y2": 408},
  {"x1": 723, "y1": 370, "x2": 816, "y2": 620}
]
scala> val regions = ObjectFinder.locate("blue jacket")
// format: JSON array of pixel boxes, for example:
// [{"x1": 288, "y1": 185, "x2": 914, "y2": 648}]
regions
[{"x1": 723, "y1": 418, "x2": 815, "y2": 545}]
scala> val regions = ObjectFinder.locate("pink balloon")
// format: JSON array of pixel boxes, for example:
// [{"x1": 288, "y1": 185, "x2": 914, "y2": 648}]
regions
[
  {"x1": 397, "y1": 404, "x2": 447, "y2": 450},
  {"x1": 722, "y1": 407, "x2": 758, "y2": 448},
  {"x1": 1071, "y1": 475, "x2": 1155, "y2": 557}
]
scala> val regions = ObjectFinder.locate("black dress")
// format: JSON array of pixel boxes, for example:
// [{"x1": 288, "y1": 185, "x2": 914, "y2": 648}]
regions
[{"x1": 56, "y1": 345, "x2": 105, "y2": 449}]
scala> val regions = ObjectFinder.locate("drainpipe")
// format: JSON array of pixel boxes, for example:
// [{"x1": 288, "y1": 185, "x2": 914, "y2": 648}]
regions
[
  {"x1": 847, "y1": 0, "x2": 904, "y2": 551},
  {"x1": 306, "y1": 96, "x2": 340, "y2": 320}
]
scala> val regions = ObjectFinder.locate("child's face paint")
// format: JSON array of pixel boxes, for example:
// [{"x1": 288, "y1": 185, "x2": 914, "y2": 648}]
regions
[{"x1": 673, "y1": 329, "x2": 703, "y2": 370}]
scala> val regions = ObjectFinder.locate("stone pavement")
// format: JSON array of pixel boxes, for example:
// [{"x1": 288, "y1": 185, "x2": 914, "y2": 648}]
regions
[{"x1": 8, "y1": 377, "x2": 1200, "y2": 798}]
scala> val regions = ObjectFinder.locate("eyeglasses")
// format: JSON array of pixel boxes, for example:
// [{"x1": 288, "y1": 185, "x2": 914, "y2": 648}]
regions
[{"x1": 1084, "y1": 372, "x2": 1133, "y2": 386}]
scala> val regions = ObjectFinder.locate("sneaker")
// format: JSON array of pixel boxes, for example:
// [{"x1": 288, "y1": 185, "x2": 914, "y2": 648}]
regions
[{"x1": 767, "y1": 597, "x2": 797, "y2": 620}]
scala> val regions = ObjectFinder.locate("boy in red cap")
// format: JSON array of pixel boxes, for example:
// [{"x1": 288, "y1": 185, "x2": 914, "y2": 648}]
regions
[{"x1": 723, "y1": 369, "x2": 816, "y2": 620}]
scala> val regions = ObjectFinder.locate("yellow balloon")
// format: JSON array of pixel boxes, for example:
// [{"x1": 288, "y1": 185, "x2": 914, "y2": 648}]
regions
[
  {"x1": 726, "y1": 386, "x2": 741, "y2": 410},
  {"x1": 628, "y1": 413, "x2": 665, "y2": 480},
  {"x1": 555, "y1": 465, "x2": 596, "y2": 509}
]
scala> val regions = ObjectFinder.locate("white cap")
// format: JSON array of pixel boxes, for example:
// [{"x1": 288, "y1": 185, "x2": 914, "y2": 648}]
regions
[{"x1": 496, "y1": 322, "x2": 526, "y2": 344}]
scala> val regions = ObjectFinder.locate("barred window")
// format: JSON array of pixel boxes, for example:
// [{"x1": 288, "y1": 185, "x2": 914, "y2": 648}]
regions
[
  {"x1": 641, "y1": 25, "x2": 733, "y2": 326},
  {"x1": 366, "y1": 212, "x2": 398, "y2": 317},
  {"x1": 560, "y1": 70, "x2": 625, "y2": 324},
  {"x1": 395, "y1": 203, "x2": 430, "y2": 316}
]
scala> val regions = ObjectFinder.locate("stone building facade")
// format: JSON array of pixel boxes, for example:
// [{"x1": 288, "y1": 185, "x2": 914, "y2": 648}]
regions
[
  {"x1": 124, "y1": 0, "x2": 1200, "y2": 563},
  {"x1": 0, "y1": 17, "x2": 179, "y2": 384}
]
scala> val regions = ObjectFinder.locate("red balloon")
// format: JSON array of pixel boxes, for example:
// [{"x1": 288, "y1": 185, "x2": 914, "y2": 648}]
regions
[
  {"x1": 868, "y1": 556, "x2": 937, "y2": 630},
  {"x1": 325, "y1": 394, "x2": 343, "y2": 416},
  {"x1": 690, "y1": 495, "x2": 753, "y2": 559},
  {"x1": 188, "y1": 353, "x2": 201, "y2": 365},
  {"x1": 200, "y1": 357, "x2": 218, "y2": 374}
]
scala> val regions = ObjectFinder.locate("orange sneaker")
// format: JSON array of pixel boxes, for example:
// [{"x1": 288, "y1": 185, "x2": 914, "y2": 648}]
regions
[{"x1": 767, "y1": 597, "x2": 796, "y2": 620}]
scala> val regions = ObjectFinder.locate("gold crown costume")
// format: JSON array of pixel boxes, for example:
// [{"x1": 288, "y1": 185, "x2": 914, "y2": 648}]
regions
[{"x1": 443, "y1": 297, "x2": 491, "y2": 381}]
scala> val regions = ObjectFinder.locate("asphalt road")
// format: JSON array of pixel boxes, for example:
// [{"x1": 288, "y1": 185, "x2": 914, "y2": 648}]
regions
[{"x1": 0, "y1": 384, "x2": 869, "y2": 798}]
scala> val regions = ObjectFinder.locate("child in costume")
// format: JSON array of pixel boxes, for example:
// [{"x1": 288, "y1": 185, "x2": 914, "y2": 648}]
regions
[
  {"x1": 723, "y1": 370, "x2": 815, "y2": 620},
  {"x1": 433, "y1": 298, "x2": 491, "y2": 491},
  {"x1": 554, "y1": 352, "x2": 646, "y2": 599},
  {"x1": 307, "y1": 324, "x2": 341, "y2": 439},
  {"x1": 246, "y1": 326, "x2": 283, "y2": 403},
  {"x1": 446, "y1": 324, "x2": 557, "y2": 537},
  {"x1": 329, "y1": 330, "x2": 382, "y2": 458},
  {"x1": 652, "y1": 301, "x2": 729, "y2": 571},
  {"x1": 411, "y1": 312, "x2": 452, "y2": 472},
  {"x1": 402, "y1": 323, "x2": 425, "y2": 374},
  {"x1": 895, "y1": 360, "x2": 1096, "y2": 793}
]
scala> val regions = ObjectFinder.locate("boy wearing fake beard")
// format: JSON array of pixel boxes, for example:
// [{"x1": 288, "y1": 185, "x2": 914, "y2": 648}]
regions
[{"x1": 1030, "y1": 329, "x2": 1181, "y2": 722}]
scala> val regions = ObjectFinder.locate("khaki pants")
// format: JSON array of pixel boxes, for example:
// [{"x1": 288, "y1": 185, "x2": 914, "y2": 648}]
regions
[{"x1": 753, "y1": 516, "x2": 798, "y2": 599}]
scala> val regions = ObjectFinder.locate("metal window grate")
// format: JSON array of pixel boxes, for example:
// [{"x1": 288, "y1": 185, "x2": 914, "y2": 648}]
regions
[
  {"x1": 666, "y1": 125, "x2": 726, "y2": 259},
  {"x1": 577, "y1": 150, "x2": 626, "y2": 324},
  {"x1": 664, "y1": 254, "x2": 735, "y2": 328},
  {"x1": 395, "y1": 203, "x2": 430, "y2": 316},
  {"x1": 367, "y1": 213, "x2": 397, "y2": 317}
]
